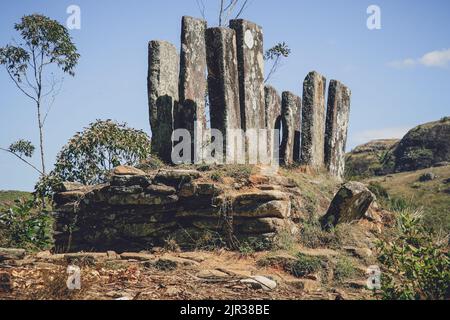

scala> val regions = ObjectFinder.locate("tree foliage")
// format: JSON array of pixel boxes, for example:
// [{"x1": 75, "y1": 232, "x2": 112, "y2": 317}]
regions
[
  {"x1": 264, "y1": 42, "x2": 291, "y2": 83},
  {"x1": 0, "y1": 14, "x2": 80, "y2": 177},
  {"x1": 8, "y1": 140, "x2": 35, "y2": 158},
  {"x1": 47, "y1": 120, "x2": 152, "y2": 186}
]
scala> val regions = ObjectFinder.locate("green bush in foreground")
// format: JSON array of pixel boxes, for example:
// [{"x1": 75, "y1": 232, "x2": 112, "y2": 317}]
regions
[
  {"x1": 0, "y1": 198, "x2": 54, "y2": 250},
  {"x1": 377, "y1": 209, "x2": 450, "y2": 300}
]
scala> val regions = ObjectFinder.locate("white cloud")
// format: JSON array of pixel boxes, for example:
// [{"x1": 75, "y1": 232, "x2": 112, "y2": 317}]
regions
[
  {"x1": 387, "y1": 58, "x2": 416, "y2": 69},
  {"x1": 419, "y1": 49, "x2": 450, "y2": 67},
  {"x1": 389, "y1": 48, "x2": 450, "y2": 69},
  {"x1": 349, "y1": 126, "x2": 410, "y2": 148}
]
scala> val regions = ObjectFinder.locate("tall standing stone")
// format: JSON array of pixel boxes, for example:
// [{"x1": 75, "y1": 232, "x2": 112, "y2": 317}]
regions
[
  {"x1": 230, "y1": 19, "x2": 265, "y2": 162},
  {"x1": 265, "y1": 86, "x2": 282, "y2": 161},
  {"x1": 206, "y1": 27, "x2": 241, "y2": 161},
  {"x1": 148, "y1": 41, "x2": 179, "y2": 163},
  {"x1": 177, "y1": 16, "x2": 208, "y2": 161},
  {"x1": 280, "y1": 92, "x2": 301, "y2": 165},
  {"x1": 325, "y1": 80, "x2": 351, "y2": 180},
  {"x1": 293, "y1": 95, "x2": 302, "y2": 163},
  {"x1": 301, "y1": 71, "x2": 327, "y2": 168}
]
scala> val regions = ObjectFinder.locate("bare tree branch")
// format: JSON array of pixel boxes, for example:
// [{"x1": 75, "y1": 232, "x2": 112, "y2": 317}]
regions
[
  {"x1": 235, "y1": 0, "x2": 250, "y2": 19},
  {"x1": 219, "y1": 0, "x2": 225, "y2": 26},
  {"x1": 195, "y1": 0, "x2": 206, "y2": 19},
  {"x1": 265, "y1": 56, "x2": 281, "y2": 83},
  {"x1": 4, "y1": 68, "x2": 38, "y2": 103},
  {"x1": 0, "y1": 147, "x2": 43, "y2": 176}
]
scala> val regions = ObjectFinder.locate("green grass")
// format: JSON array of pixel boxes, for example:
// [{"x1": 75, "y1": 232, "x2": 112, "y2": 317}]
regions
[{"x1": 366, "y1": 165, "x2": 450, "y2": 233}]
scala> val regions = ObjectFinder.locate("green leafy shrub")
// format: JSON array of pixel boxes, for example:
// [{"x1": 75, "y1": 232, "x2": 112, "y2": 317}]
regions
[
  {"x1": 0, "y1": 198, "x2": 54, "y2": 250},
  {"x1": 377, "y1": 209, "x2": 450, "y2": 300},
  {"x1": 38, "y1": 120, "x2": 151, "y2": 193}
]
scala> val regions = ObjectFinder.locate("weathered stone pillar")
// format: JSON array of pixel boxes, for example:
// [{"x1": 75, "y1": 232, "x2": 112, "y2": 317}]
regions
[
  {"x1": 294, "y1": 95, "x2": 302, "y2": 163},
  {"x1": 206, "y1": 27, "x2": 241, "y2": 162},
  {"x1": 301, "y1": 71, "x2": 327, "y2": 168},
  {"x1": 280, "y1": 92, "x2": 301, "y2": 165},
  {"x1": 325, "y1": 80, "x2": 351, "y2": 180},
  {"x1": 177, "y1": 16, "x2": 208, "y2": 161},
  {"x1": 264, "y1": 86, "x2": 282, "y2": 162},
  {"x1": 230, "y1": 19, "x2": 265, "y2": 162},
  {"x1": 148, "y1": 41, "x2": 179, "y2": 163}
]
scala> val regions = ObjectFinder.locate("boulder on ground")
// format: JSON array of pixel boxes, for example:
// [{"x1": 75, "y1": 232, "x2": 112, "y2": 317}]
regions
[
  {"x1": 321, "y1": 182, "x2": 375, "y2": 228},
  {"x1": 419, "y1": 172, "x2": 437, "y2": 182}
]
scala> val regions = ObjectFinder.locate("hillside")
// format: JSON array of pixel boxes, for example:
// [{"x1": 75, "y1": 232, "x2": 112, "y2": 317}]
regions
[
  {"x1": 345, "y1": 139, "x2": 399, "y2": 178},
  {"x1": 365, "y1": 165, "x2": 450, "y2": 233},
  {"x1": 0, "y1": 191, "x2": 32, "y2": 209},
  {"x1": 346, "y1": 117, "x2": 450, "y2": 179}
]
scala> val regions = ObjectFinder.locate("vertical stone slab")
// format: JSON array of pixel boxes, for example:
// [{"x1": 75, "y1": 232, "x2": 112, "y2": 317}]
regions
[
  {"x1": 280, "y1": 92, "x2": 301, "y2": 165},
  {"x1": 177, "y1": 16, "x2": 208, "y2": 161},
  {"x1": 325, "y1": 80, "x2": 351, "y2": 180},
  {"x1": 265, "y1": 86, "x2": 282, "y2": 161},
  {"x1": 206, "y1": 27, "x2": 241, "y2": 161},
  {"x1": 229, "y1": 19, "x2": 265, "y2": 132},
  {"x1": 301, "y1": 71, "x2": 327, "y2": 168},
  {"x1": 293, "y1": 95, "x2": 302, "y2": 163},
  {"x1": 148, "y1": 40, "x2": 179, "y2": 163}
]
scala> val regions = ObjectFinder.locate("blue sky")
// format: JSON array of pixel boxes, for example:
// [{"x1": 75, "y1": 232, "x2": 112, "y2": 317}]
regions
[{"x1": 1, "y1": 0, "x2": 450, "y2": 191}]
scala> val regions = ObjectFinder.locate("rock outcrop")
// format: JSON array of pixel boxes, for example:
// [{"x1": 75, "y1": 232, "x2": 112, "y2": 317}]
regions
[
  {"x1": 390, "y1": 117, "x2": 450, "y2": 172},
  {"x1": 321, "y1": 182, "x2": 375, "y2": 228},
  {"x1": 53, "y1": 166, "x2": 301, "y2": 252},
  {"x1": 346, "y1": 117, "x2": 450, "y2": 177}
]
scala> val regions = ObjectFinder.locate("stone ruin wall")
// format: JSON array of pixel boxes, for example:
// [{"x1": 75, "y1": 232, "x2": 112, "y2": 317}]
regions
[
  {"x1": 53, "y1": 16, "x2": 353, "y2": 252},
  {"x1": 149, "y1": 16, "x2": 352, "y2": 180},
  {"x1": 53, "y1": 167, "x2": 301, "y2": 252}
]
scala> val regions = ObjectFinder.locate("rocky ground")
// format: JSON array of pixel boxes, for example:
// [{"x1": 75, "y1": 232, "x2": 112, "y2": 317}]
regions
[
  {"x1": 0, "y1": 164, "x2": 395, "y2": 300},
  {"x1": 0, "y1": 244, "x2": 378, "y2": 300}
]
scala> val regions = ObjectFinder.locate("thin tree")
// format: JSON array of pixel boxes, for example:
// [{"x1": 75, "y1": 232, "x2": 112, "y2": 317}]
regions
[
  {"x1": 0, "y1": 14, "x2": 80, "y2": 178},
  {"x1": 264, "y1": 42, "x2": 291, "y2": 83}
]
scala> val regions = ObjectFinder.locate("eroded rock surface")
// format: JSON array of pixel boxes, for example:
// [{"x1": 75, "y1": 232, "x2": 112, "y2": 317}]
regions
[{"x1": 321, "y1": 182, "x2": 376, "y2": 228}]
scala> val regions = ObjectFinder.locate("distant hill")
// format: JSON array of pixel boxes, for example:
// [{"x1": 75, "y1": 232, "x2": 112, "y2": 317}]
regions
[
  {"x1": 346, "y1": 117, "x2": 450, "y2": 178},
  {"x1": 0, "y1": 190, "x2": 32, "y2": 209}
]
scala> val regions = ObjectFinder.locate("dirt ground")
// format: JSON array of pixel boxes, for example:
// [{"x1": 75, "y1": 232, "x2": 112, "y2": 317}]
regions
[{"x1": 0, "y1": 249, "x2": 375, "y2": 300}]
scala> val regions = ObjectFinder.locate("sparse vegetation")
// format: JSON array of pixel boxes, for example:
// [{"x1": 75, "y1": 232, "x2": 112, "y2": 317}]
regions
[
  {"x1": 334, "y1": 257, "x2": 357, "y2": 282},
  {"x1": 299, "y1": 220, "x2": 337, "y2": 249},
  {"x1": 377, "y1": 209, "x2": 450, "y2": 300},
  {"x1": 290, "y1": 253, "x2": 324, "y2": 278}
]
